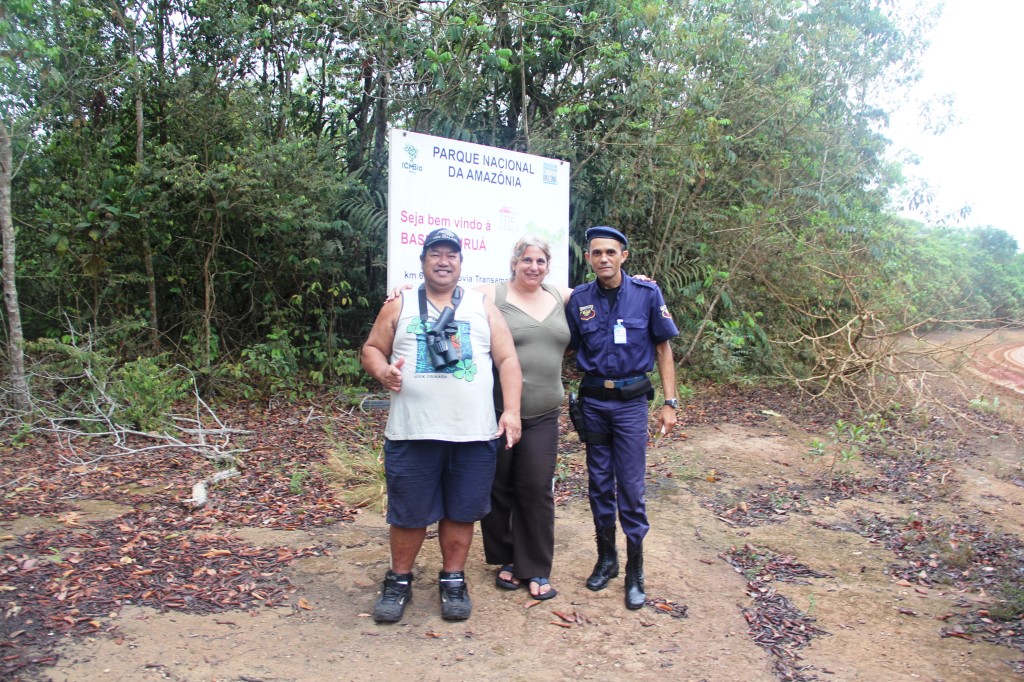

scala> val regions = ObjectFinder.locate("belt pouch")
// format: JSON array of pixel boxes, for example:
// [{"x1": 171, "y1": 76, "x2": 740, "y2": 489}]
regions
[{"x1": 618, "y1": 377, "x2": 654, "y2": 400}]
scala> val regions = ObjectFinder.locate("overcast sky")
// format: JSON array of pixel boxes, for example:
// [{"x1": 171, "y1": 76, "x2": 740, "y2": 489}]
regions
[{"x1": 889, "y1": 0, "x2": 1024, "y2": 245}]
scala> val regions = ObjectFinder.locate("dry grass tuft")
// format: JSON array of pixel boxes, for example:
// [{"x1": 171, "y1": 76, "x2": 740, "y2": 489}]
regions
[{"x1": 324, "y1": 419, "x2": 386, "y2": 514}]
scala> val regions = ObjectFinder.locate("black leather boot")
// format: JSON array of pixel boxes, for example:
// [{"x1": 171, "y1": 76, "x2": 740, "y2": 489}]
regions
[
  {"x1": 585, "y1": 526, "x2": 619, "y2": 591},
  {"x1": 624, "y1": 539, "x2": 645, "y2": 610}
]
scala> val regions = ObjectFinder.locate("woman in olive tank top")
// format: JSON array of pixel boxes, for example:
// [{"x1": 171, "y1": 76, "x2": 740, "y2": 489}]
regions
[{"x1": 478, "y1": 236, "x2": 573, "y2": 601}]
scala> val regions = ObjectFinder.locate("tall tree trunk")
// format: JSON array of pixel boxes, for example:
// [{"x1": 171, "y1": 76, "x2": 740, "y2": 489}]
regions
[
  {"x1": 0, "y1": 117, "x2": 30, "y2": 410},
  {"x1": 135, "y1": 85, "x2": 144, "y2": 163},
  {"x1": 112, "y1": 0, "x2": 160, "y2": 351},
  {"x1": 143, "y1": 232, "x2": 159, "y2": 350},
  {"x1": 155, "y1": 0, "x2": 168, "y2": 145},
  {"x1": 201, "y1": 214, "x2": 222, "y2": 373},
  {"x1": 136, "y1": 86, "x2": 159, "y2": 351}
]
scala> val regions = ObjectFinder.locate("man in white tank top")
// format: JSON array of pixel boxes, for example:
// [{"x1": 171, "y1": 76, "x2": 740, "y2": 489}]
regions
[{"x1": 361, "y1": 228, "x2": 522, "y2": 623}]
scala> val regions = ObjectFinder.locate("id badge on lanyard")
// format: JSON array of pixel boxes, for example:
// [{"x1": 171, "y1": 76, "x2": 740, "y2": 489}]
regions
[{"x1": 613, "y1": 319, "x2": 627, "y2": 344}]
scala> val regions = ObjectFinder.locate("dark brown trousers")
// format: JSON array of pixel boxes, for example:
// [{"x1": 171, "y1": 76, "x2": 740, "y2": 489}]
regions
[{"x1": 481, "y1": 408, "x2": 558, "y2": 579}]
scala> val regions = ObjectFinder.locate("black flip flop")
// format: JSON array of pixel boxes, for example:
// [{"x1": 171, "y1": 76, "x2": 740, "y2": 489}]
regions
[
  {"x1": 528, "y1": 577, "x2": 557, "y2": 600},
  {"x1": 495, "y1": 564, "x2": 521, "y2": 590}
]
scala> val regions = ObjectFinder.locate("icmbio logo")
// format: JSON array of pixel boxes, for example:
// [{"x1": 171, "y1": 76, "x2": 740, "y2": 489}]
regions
[{"x1": 402, "y1": 143, "x2": 423, "y2": 173}]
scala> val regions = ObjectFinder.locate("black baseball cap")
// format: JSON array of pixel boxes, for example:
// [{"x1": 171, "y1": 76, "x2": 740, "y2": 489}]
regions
[
  {"x1": 422, "y1": 228, "x2": 462, "y2": 253},
  {"x1": 585, "y1": 225, "x2": 628, "y2": 249}
]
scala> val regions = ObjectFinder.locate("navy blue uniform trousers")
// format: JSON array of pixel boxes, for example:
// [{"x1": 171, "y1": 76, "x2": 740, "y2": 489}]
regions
[{"x1": 582, "y1": 393, "x2": 650, "y2": 545}]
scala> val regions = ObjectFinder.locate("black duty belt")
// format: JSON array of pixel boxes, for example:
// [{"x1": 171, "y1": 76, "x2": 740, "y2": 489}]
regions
[
  {"x1": 581, "y1": 374, "x2": 647, "y2": 389},
  {"x1": 579, "y1": 374, "x2": 652, "y2": 401}
]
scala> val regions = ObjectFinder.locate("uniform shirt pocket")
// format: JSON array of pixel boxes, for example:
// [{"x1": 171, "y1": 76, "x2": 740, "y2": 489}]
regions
[
  {"x1": 578, "y1": 317, "x2": 603, "y2": 337},
  {"x1": 620, "y1": 317, "x2": 647, "y2": 335}
]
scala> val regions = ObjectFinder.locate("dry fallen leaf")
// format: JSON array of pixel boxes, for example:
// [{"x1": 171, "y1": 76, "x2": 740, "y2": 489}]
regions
[
  {"x1": 59, "y1": 512, "x2": 85, "y2": 527},
  {"x1": 943, "y1": 628, "x2": 973, "y2": 641},
  {"x1": 297, "y1": 597, "x2": 313, "y2": 610},
  {"x1": 202, "y1": 549, "x2": 233, "y2": 558}
]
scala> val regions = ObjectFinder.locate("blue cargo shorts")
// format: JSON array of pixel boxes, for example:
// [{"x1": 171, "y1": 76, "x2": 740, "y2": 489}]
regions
[{"x1": 383, "y1": 438, "x2": 498, "y2": 528}]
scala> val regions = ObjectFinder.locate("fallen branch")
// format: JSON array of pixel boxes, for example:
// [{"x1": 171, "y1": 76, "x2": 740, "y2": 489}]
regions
[
  {"x1": 184, "y1": 468, "x2": 242, "y2": 508},
  {"x1": 40, "y1": 374, "x2": 252, "y2": 469},
  {"x1": 14, "y1": 344, "x2": 253, "y2": 506}
]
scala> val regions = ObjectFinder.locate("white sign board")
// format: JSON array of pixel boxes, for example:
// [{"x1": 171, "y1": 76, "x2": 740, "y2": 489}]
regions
[{"x1": 387, "y1": 129, "x2": 570, "y2": 291}]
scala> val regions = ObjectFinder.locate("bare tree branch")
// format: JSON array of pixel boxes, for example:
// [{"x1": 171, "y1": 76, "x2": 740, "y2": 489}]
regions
[{"x1": 9, "y1": 340, "x2": 254, "y2": 506}]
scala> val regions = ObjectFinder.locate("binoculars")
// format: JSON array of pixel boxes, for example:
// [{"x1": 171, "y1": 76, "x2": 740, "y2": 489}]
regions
[{"x1": 426, "y1": 306, "x2": 460, "y2": 369}]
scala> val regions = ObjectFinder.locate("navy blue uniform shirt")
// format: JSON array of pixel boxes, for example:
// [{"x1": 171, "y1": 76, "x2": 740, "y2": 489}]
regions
[{"x1": 567, "y1": 274, "x2": 679, "y2": 378}]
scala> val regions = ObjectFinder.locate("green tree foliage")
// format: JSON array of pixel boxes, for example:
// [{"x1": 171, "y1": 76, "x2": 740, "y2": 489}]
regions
[
  {"x1": 2, "y1": 0, "x2": 1021, "y2": 403},
  {"x1": 895, "y1": 225, "x2": 1024, "y2": 323}
]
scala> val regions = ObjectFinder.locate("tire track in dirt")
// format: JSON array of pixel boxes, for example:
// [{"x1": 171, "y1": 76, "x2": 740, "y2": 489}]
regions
[{"x1": 968, "y1": 340, "x2": 1024, "y2": 395}]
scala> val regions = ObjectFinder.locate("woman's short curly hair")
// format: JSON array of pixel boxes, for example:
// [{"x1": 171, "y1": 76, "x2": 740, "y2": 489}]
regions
[{"x1": 509, "y1": 235, "x2": 552, "y2": 278}]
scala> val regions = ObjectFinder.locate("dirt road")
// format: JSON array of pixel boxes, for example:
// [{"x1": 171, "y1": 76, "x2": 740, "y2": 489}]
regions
[
  {"x1": 6, "y1": 331, "x2": 1024, "y2": 681},
  {"x1": 43, "y1": 417, "x2": 1024, "y2": 681}
]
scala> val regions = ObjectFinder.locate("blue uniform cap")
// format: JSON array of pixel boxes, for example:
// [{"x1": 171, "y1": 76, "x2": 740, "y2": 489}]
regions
[
  {"x1": 585, "y1": 226, "x2": 628, "y2": 249},
  {"x1": 422, "y1": 227, "x2": 462, "y2": 253}
]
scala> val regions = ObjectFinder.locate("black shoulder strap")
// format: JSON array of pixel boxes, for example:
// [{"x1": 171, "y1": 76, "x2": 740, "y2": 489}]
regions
[{"x1": 418, "y1": 284, "x2": 463, "y2": 325}]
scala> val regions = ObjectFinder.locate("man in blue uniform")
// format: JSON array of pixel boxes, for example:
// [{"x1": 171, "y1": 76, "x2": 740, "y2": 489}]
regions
[{"x1": 567, "y1": 226, "x2": 679, "y2": 610}]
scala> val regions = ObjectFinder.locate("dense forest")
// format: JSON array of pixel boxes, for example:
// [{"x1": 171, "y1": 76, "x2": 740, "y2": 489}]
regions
[{"x1": 2, "y1": 0, "x2": 1023, "y2": 417}]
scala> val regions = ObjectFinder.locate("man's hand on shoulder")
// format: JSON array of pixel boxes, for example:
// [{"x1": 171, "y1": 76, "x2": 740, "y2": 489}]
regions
[
  {"x1": 630, "y1": 275, "x2": 660, "y2": 289},
  {"x1": 384, "y1": 284, "x2": 412, "y2": 303}
]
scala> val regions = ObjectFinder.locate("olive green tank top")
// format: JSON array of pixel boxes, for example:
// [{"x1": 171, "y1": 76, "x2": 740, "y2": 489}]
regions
[{"x1": 493, "y1": 281, "x2": 571, "y2": 418}]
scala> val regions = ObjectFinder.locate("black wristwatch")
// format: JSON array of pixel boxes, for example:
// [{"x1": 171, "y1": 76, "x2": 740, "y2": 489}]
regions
[{"x1": 663, "y1": 398, "x2": 679, "y2": 409}]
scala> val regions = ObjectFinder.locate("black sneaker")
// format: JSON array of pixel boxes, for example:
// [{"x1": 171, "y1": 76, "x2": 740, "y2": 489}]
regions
[
  {"x1": 438, "y1": 571, "x2": 471, "y2": 621},
  {"x1": 373, "y1": 571, "x2": 413, "y2": 623}
]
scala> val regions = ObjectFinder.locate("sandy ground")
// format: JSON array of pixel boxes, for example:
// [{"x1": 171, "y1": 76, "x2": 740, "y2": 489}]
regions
[{"x1": 22, "y1": 330, "x2": 1024, "y2": 681}]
